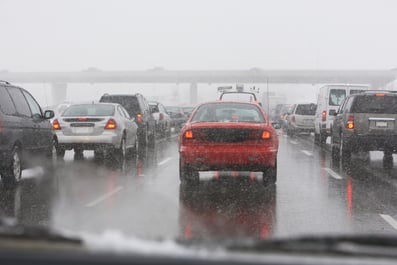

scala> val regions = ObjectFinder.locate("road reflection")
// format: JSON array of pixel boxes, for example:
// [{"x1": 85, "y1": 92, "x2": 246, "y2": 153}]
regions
[
  {"x1": 179, "y1": 182, "x2": 276, "y2": 240},
  {"x1": 0, "y1": 168, "x2": 55, "y2": 227}
]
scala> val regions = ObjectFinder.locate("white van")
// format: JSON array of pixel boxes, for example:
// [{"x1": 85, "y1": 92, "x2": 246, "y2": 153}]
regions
[{"x1": 314, "y1": 84, "x2": 370, "y2": 145}]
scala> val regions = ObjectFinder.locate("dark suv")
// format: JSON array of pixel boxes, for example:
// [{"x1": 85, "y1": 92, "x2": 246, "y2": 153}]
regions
[
  {"x1": 0, "y1": 81, "x2": 54, "y2": 186},
  {"x1": 331, "y1": 90, "x2": 397, "y2": 168},
  {"x1": 99, "y1": 94, "x2": 156, "y2": 157}
]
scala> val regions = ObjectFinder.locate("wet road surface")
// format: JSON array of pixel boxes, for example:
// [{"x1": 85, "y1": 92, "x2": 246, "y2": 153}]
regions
[{"x1": 2, "y1": 130, "x2": 397, "y2": 241}]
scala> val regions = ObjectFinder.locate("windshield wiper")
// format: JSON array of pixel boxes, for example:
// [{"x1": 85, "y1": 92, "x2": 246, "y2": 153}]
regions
[{"x1": 224, "y1": 235, "x2": 397, "y2": 258}]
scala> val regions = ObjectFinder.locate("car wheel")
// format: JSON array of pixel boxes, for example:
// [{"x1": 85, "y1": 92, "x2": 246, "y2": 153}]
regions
[
  {"x1": 383, "y1": 150, "x2": 393, "y2": 169},
  {"x1": 331, "y1": 135, "x2": 340, "y2": 162},
  {"x1": 54, "y1": 140, "x2": 65, "y2": 159},
  {"x1": 263, "y1": 161, "x2": 277, "y2": 186},
  {"x1": 74, "y1": 148, "x2": 84, "y2": 160},
  {"x1": 339, "y1": 133, "x2": 351, "y2": 170},
  {"x1": 119, "y1": 136, "x2": 127, "y2": 159},
  {"x1": 1, "y1": 146, "x2": 22, "y2": 187},
  {"x1": 94, "y1": 150, "x2": 105, "y2": 161},
  {"x1": 320, "y1": 132, "x2": 327, "y2": 145},
  {"x1": 138, "y1": 131, "x2": 148, "y2": 161},
  {"x1": 314, "y1": 132, "x2": 320, "y2": 144},
  {"x1": 179, "y1": 159, "x2": 199, "y2": 185}
]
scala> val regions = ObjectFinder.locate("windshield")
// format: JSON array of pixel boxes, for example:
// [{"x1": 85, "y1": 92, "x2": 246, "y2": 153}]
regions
[{"x1": 2, "y1": 0, "x2": 397, "y2": 262}]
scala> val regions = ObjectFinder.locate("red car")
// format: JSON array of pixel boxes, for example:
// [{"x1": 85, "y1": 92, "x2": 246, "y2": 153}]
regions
[{"x1": 179, "y1": 101, "x2": 278, "y2": 185}]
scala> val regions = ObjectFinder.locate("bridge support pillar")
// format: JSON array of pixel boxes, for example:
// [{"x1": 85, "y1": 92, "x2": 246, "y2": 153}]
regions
[
  {"x1": 51, "y1": 83, "x2": 67, "y2": 106},
  {"x1": 190, "y1": 82, "x2": 198, "y2": 105}
]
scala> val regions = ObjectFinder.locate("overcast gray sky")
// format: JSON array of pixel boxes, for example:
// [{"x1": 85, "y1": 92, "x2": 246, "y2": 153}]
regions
[{"x1": 1, "y1": 0, "x2": 397, "y2": 71}]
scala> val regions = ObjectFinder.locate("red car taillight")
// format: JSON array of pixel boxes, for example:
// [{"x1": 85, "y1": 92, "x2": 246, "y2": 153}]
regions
[
  {"x1": 184, "y1": 130, "x2": 193, "y2": 139},
  {"x1": 346, "y1": 115, "x2": 354, "y2": 129},
  {"x1": 248, "y1": 130, "x2": 271, "y2": 140},
  {"x1": 136, "y1": 113, "x2": 143, "y2": 123},
  {"x1": 262, "y1": 131, "x2": 271, "y2": 139},
  {"x1": 105, "y1": 119, "x2": 117, "y2": 129},
  {"x1": 291, "y1": 116, "x2": 296, "y2": 123},
  {"x1": 322, "y1": 111, "x2": 326, "y2": 122},
  {"x1": 52, "y1": 119, "x2": 61, "y2": 130}
]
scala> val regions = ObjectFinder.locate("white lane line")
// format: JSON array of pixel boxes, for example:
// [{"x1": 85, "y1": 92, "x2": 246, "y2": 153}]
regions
[
  {"x1": 324, "y1": 168, "x2": 342, "y2": 180},
  {"x1": 157, "y1": 157, "x2": 173, "y2": 166},
  {"x1": 301, "y1": 150, "x2": 313, "y2": 156},
  {"x1": 290, "y1": 140, "x2": 298, "y2": 145},
  {"x1": 85, "y1": 186, "x2": 124, "y2": 208},
  {"x1": 380, "y1": 214, "x2": 397, "y2": 231}
]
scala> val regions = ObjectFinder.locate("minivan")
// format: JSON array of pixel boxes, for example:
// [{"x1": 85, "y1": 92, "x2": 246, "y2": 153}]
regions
[
  {"x1": 0, "y1": 81, "x2": 54, "y2": 186},
  {"x1": 314, "y1": 84, "x2": 369, "y2": 145}
]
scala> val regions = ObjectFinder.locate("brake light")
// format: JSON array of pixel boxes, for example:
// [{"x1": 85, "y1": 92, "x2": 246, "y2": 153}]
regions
[
  {"x1": 375, "y1": 93, "x2": 385, "y2": 97},
  {"x1": 136, "y1": 113, "x2": 143, "y2": 123},
  {"x1": 52, "y1": 119, "x2": 61, "y2": 130},
  {"x1": 184, "y1": 130, "x2": 193, "y2": 139},
  {"x1": 292, "y1": 116, "x2": 296, "y2": 123},
  {"x1": 105, "y1": 119, "x2": 117, "y2": 129},
  {"x1": 346, "y1": 116, "x2": 354, "y2": 129},
  {"x1": 262, "y1": 131, "x2": 271, "y2": 139},
  {"x1": 322, "y1": 111, "x2": 326, "y2": 122}
]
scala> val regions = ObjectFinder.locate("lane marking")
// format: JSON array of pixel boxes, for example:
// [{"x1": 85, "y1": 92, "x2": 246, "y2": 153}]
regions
[
  {"x1": 157, "y1": 157, "x2": 173, "y2": 166},
  {"x1": 380, "y1": 214, "x2": 397, "y2": 231},
  {"x1": 85, "y1": 186, "x2": 124, "y2": 208},
  {"x1": 290, "y1": 140, "x2": 298, "y2": 145},
  {"x1": 324, "y1": 168, "x2": 342, "y2": 180},
  {"x1": 301, "y1": 150, "x2": 313, "y2": 156}
]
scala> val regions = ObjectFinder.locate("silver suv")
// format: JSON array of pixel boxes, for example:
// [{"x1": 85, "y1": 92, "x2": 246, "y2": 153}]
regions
[{"x1": 331, "y1": 91, "x2": 397, "y2": 168}]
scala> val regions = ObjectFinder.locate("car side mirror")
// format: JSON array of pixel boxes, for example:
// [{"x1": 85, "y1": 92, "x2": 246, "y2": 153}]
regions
[
  {"x1": 329, "y1": 110, "x2": 337, "y2": 116},
  {"x1": 44, "y1": 110, "x2": 54, "y2": 120}
]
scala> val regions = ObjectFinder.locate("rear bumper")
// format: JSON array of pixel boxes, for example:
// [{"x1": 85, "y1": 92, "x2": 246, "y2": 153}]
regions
[
  {"x1": 180, "y1": 144, "x2": 277, "y2": 171},
  {"x1": 56, "y1": 132, "x2": 121, "y2": 150},
  {"x1": 290, "y1": 124, "x2": 315, "y2": 133},
  {"x1": 346, "y1": 135, "x2": 397, "y2": 152}
]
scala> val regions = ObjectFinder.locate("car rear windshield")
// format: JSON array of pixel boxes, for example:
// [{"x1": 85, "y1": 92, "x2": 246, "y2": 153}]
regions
[
  {"x1": 295, "y1": 104, "x2": 316, "y2": 115},
  {"x1": 351, "y1": 95, "x2": 397, "y2": 114},
  {"x1": 100, "y1": 96, "x2": 140, "y2": 116},
  {"x1": 191, "y1": 103, "x2": 265, "y2": 123},
  {"x1": 63, "y1": 104, "x2": 115, "y2": 116}
]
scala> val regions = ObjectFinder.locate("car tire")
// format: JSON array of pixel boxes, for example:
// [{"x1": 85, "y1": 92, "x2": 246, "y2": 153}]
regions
[
  {"x1": 54, "y1": 140, "x2": 65, "y2": 159},
  {"x1": 94, "y1": 150, "x2": 105, "y2": 162},
  {"x1": 138, "y1": 130, "x2": 148, "y2": 161},
  {"x1": 339, "y1": 133, "x2": 351, "y2": 170},
  {"x1": 314, "y1": 133, "x2": 320, "y2": 144},
  {"x1": 320, "y1": 132, "x2": 327, "y2": 145},
  {"x1": 1, "y1": 146, "x2": 22, "y2": 188},
  {"x1": 383, "y1": 150, "x2": 393, "y2": 169},
  {"x1": 331, "y1": 135, "x2": 340, "y2": 162},
  {"x1": 74, "y1": 148, "x2": 84, "y2": 160},
  {"x1": 119, "y1": 136, "x2": 127, "y2": 159},
  {"x1": 263, "y1": 161, "x2": 277, "y2": 186},
  {"x1": 179, "y1": 159, "x2": 199, "y2": 186}
]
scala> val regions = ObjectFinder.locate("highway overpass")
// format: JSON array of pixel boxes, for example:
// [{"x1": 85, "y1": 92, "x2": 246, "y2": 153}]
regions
[{"x1": 1, "y1": 69, "x2": 396, "y2": 104}]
